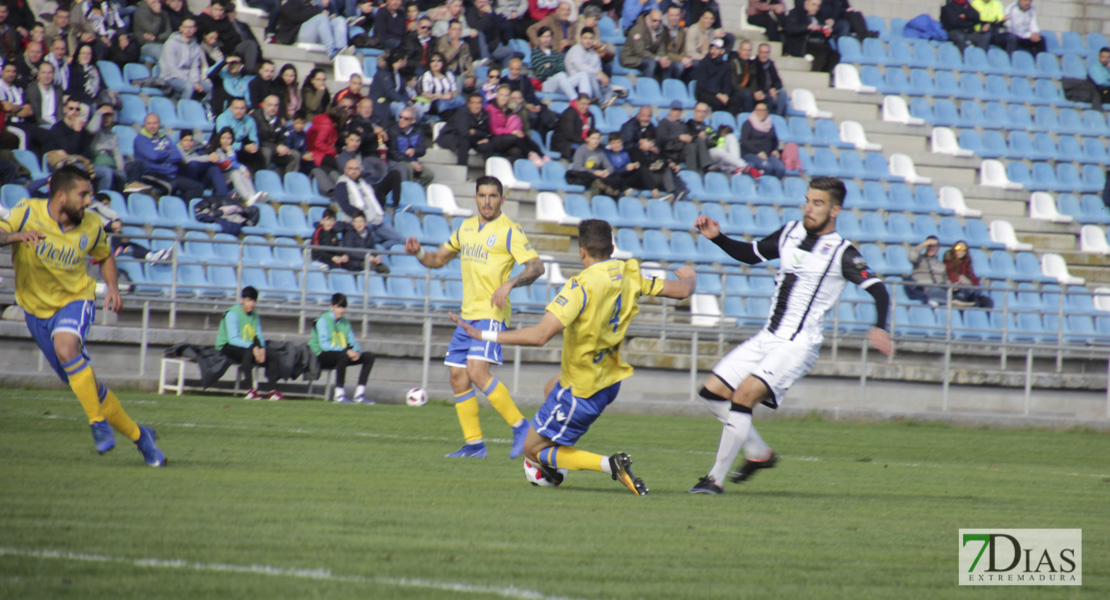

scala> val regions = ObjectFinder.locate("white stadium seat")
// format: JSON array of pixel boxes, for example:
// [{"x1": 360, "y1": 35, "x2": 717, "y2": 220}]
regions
[
  {"x1": 790, "y1": 88, "x2": 833, "y2": 119},
  {"x1": 882, "y1": 96, "x2": 925, "y2": 126},
  {"x1": 930, "y1": 127, "x2": 973, "y2": 157},
  {"x1": 833, "y1": 64, "x2": 877, "y2": 94},
  {"x1": 938, "y1": 186, "x2": 982, "y2": 217},
  {"x1": 840, "y1": 120, "x2": 881, "y2": 151},
  {"x1": 890, "y1": 154, "x2": 932, "y2": 185},
  {"x1": 536, "y1": 192, "x2": 581, "y2": 226},
  {"x1": 988, "y1": 220, "x2": 1033, "y2": 251},
  {"x1": 690, "y1": 294, "x2": 722, "y2": 327},
  {"x1": 427, "y1": 183, "x2": 473, "y2": 217},
  {"x1": 333, "y1": 55, "x2": 363, "y2": 81},
  {"x1": 484, "y1": 156, "x2": 530, "y2": 191},
  {"x1": 1028, "y1": 192, "x2": 1073, "y2": 224},
  {"x1": 1041, "y1": 253, "x2": 1085, "y2": 285},
  {"x1": 1079, "y1": 225, "x2": 1110, "y2": 255},
  {"x1": 979, "y1": 160, "x2": 1022, "y2": 190}
]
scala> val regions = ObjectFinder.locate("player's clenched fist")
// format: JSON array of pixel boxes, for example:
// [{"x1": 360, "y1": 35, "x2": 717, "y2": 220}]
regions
[{"x1": 693, "y1": 216, "x2": 720, "y2": 239}]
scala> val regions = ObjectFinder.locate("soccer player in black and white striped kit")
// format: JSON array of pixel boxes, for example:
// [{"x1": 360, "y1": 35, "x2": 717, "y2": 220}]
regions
[{"x1": 688, "y1": 176, "x2": 895, "y2": 494}]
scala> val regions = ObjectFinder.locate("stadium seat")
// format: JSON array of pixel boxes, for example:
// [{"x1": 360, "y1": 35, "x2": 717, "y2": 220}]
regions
[
  {"x1": 673, "y1": 200, "x2": 699, "y2": 229},
  {"x1": 790, "y1": 88, "x2": 833, "y2": 119},
  {"x1": 283, "y1": 172, "x2": 330, "y2": 205},
  {"x1": 512, "y1": 159, "x2": 543, "y2": 190},
  {"x1": 486, "y1": 156, "x2": 531, "y2": 191},
  {"x1": 1088, "y1": 32, "x2": 1109, "y2": 55},
  {"x1": 900, "y1": 96, "x2": 933, "y2": 125},
  {"x1": 254, "y1": 170, "x2": 295, "y2": 203},
  {"x1": 128, "y1": 194, "x2": 176, "y2": 228},
  {"x1": 985, "y1": 47, "x2": 1012, "y2": 75},
  {"x1": 669, "y1": 232, "x2": 707, "y2": 263},
  {"x1": 784, "y1": 117, "x2": 814, "y2": 145},
  {"x1": 542, "y1": 162, "x2": 584, "y2": 193},
  {"x1": 1081, "y1": 166, "x2": 1106, "y2": 194},
  {"x1": 277, "y1": 205, "x2": 314, "y2": 238},
  {"x1": 909, "y1": 40, "x2": 937, "y2": 69},
  {"x1": 662, "y1": 78, "x2": 695, "y2": 109},
  {"x1": 858, "y1": 37, "x2": 886, "y2": 65},
  {"x1": 615, "y1": 229, "x2": 643, "y2": 257},
  {"x1": 983, "y1": 74, "x2": 1011, "y2": 102},
  {"x1": 0, "y1": 184, "x2": 28, "y2": 209},
  {"x1": 1011, "y1": 50, "x2": 1035, "y2": 76},
  {"x1": 865, "y1": 15, "x2": 888, "y2": 40},
  {"x1": 631, "y1": 77, "x2": 666, "y2": 107},
  {"x1": 271, "y1": 237, "x2": 305, "y2": 268},
  {"x1": 677, "y1": 170, "x2": 708, "y2": 201},
  {"x1": 562, "y1": 194, "x2": 593, "y2": 222},
  {"x1": 12, "y1": 150, "x2": 46, "y2": 180},
  {"x1": 1034, "y1": 52, "x2": 1061, "y2": 79},
  {"x1": 1031, "y1": 106, "x2": 1060, "y2": 133},
  {"x1": 1060, "y1": 31, "x2": 1086, "y2": 56},
  {"x1": 884, "y1": 40, "x2": 911, "y2": 67},
  {"x1": 807, "y1": 148, "x2": 839, "y2": 178},
  {"x1": 956, "y1": 100, "x2": 986, "y2": 129},
  {"x1": 1031, "y1": 132, "x2": 1060, "y2": 161},
  {"x1": 98, "y1": 61, "x2": 141, "y2": 94},
  {"x1": 176, "y1": 99, "x2": 213, "y2": 132},
  {"x1": 123, "y1": 63, "x2": 164, "y2": 96},
  {"x1": 727, "y1": 204, "x2": 755, "y2": 233},
  {"x1": 858, "y1": 243, "x2": 887, "y2": 272},
  {"x1": 951, "y1": 128, "x2": 983, "y2": 157},
  {"x1": 1080, "y1": 225, "x2": 1110, "y2": 255},
  {"x1": 1080, "y1": 138, "x2": 1108, "y2": 164},
  {"x1": 833, "y1": 63, "x2": 876, "y2": 93},
  {"x1": 118, "y1": 94, "x2": 147, "y2": 126},
  {"x1": 750, "y1": 206, "x2": 781, "y2": 238},
  {"x1": 157, "y1": 195, "x2": 208, "y2": 231},
  {"x1": 702, "y1": 172, "x2": 740, "y2": 204},
  {"x1": 753, "y1": 176, "x2": 784, "y2": 206},
  {"x1": 838, "y1": 36, "x2": 863, "y2": 63},
  {"x1": 962, "y1": 47, "x2": 990, "y2": 73},
  {"x1": 240, "y1": 204, "x2": 278, "y2": 236},
  {"x1": 645, "y1": 199, "x2": 684, "y2": 230},
  {"x1": 989, "y1": 219, "x2": 1033, "y2": 251},
  {"x1": 878, "y1": 68, "x2": 909, "y2": 96},
  {"x1": 1060, "y1": 54, "x2": 1087, "y2": 79}
]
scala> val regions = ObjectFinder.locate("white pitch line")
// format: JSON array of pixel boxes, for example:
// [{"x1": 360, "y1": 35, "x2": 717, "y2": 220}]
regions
[{"x1": 0, "y1": 547, "x2": 586, "y2": 600}]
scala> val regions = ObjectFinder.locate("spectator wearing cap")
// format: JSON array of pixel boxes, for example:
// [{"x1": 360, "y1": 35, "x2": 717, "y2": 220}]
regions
[
  {"x1": 620, "y1": 10, "x2": 684, "y2": 81},
  {"x1": 657, "y1": 99, "x2": 711, "y2": 172},
  {"x1": 690, "y1": 38, "x2": 744, "y2": 115},
  {"x1": 1005, "y1": 0, "x2": 1045, "y2": 56},
  {"x1": 160, "y1": 17, "x2": 212, "y2": 101}
]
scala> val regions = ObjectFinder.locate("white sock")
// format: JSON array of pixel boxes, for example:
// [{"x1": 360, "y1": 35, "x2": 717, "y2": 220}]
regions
[
  {"x1": 355, "y1": 385, "x2": 365, "y2": 397},
  {"x1": 334, "y1": 388, "x2": 346, "y2": 401},
  {"x1": 600, "y1": 456, "x2": 612, "y2": 475},
  {"x1": 708, "y1": 410, "x2": 752, "y2": 483},
  {"x1": 744, "y1": 426, "x2": 771, "y2": 461},
  {"x1": 699, "y1": 393, "x2": 731, "y2": 424}
]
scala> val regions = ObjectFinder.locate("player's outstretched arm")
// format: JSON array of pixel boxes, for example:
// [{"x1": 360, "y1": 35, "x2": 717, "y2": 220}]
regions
[
  {"x1": 405, "y1": 236, "x2": 456, "y2": 269},
  {"x1": 98, "y1": 254, "x2": 123, "y2": 313},
  {"x1": 868, "y1": 327, "x2": 894, "y2": 357},
  {"x1": 657, "y1": 265, "x2": 698, "y2": 300},
  {"x1": 449, "y1": 311, "x2": 565, "y2": 347},
  {"x1": 491, "y1": 257, "x2": 543, "y2": 309},
  {"x1": 0, "y1": 229, "x2": 45, "y2": 247}
]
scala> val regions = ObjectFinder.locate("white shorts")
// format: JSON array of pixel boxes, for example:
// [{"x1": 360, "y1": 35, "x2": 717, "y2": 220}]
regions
[{"x1": 710, "y1": 330, "x2": 820, "y2": 408}]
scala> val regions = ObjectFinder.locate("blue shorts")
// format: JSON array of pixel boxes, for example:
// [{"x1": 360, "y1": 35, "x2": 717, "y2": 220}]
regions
[
  {"x1": 444, "y1": 319, "x2": 504, "y2": 367},
  {"x1": 532, "y1": 380, "x2": 621, "y2": 446},
  {"x1": 24, "y1": 300, "x2": 95, "y2": 382}
]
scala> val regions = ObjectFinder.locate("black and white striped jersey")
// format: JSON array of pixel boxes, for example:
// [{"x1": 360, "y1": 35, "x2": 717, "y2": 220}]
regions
[{"x1": 711, "y1": 221, "x2": 888, "y2": 345}]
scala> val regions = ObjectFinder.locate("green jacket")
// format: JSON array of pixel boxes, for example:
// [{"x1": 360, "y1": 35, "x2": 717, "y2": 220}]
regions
[
  {"x1": 308, "y1": 311, "x2": 361, "y2": 355},
  {"x1": 216, "y1": 305, "x2": 265, "y2": 350}
]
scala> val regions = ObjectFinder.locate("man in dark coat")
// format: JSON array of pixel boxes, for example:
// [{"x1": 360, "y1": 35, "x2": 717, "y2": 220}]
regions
[
  {"x1": 783, "y1": 0, "x2": 838, "y2": 73},
  {"x1": 436, "y1": 93, "x2": 491, "y2": 166},
  {"x1": 691, "y1": 39, "x2": 744, "y2": 115}
]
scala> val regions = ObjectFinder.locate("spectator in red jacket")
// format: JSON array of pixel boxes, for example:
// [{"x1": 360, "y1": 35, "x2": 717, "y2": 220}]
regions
[{"x1": 944, "y1": 240, "x2": 993, "y2": 308}]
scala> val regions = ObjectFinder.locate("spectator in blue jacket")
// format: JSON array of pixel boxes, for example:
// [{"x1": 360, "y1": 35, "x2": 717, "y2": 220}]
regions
[
  {"x1": 1088, "y1": 47, "x2": 1110, "y2": 105},
  {"x1": 387, "y1": 107, "x2": 434, "y2": 188},
  {"x1": 132, "y1": 113, "x2": 205, "y2": 198},
  {"x1": 214, "y1": 97, "x2": 263, "y2": 173}
]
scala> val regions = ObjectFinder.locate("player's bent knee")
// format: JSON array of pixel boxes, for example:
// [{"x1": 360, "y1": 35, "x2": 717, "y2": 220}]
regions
[
  {"x1": 465, "y1": 363, "x2": 492, "y2": 389},
  {"x1": 52, "y1": 334, "x2": 82, "y2": 363}
]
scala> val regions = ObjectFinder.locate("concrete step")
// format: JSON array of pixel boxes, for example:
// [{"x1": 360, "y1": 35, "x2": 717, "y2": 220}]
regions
[
  {"x1": 425, "y1": 163, "x2": 467, "y2": 182},
  {"x1": 1013, "y1": 231, "x2": 1080, "y2": 252},
  {"x1": 964, "y1": 198, "x2": 1027, "y2": 218},
  {"x1": 914, "y1": 164, "x2": 976, "y2": 187}
]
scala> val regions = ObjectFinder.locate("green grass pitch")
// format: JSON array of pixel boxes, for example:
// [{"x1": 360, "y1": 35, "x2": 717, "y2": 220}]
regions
[{"x1": 1, "y1": 387, "x2": 1106, "y2": 599}]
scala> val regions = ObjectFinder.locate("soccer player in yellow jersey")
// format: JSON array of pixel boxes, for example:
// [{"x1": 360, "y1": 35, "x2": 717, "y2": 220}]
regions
[
  {"x1": 405, "y1": 175, "x2": 545, "y2": 458},
  {"x1": 0, "y1": 166, "x2": 166, "y2": 466},
  {"x1": 451, "y1": 219, "x2": 697, "y2": 495}
]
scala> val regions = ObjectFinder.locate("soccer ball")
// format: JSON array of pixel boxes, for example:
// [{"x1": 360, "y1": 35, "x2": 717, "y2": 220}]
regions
[
  {"x1": 523, "y1": 458, "x2": 567, "y2": 487},
  {"x1": 405, "y1": 388, "x2": 428, "y2": 407}
]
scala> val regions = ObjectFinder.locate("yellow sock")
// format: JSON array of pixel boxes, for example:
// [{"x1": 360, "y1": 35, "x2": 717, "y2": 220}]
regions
[
  {"x1": 99, "y1": 385, "x2": 140, "y2": 442},
  {"x1": 538, "y1": 446, "x2": 607, "y2": 473},
  {"x1": 481, "y1": 378, "x2": 525, "y2": 427},
  {"x1": 63, "y1": 355, "x2": 104, "y2": 424},
  {"x1": 454, "y1": 389, "x2": 483, "y2": 443}
]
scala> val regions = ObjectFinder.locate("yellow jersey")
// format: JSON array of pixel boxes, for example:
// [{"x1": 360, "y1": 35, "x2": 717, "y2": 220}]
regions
[
  {"x1": 546, "y1": 259, "x2": 664, "y2": 398},
  {"x1": 444, "y1": 213, "x2": 539, "y2": 323},
  {"x1": 0, "y1": 199, "x2": 110, "y2": 319}
]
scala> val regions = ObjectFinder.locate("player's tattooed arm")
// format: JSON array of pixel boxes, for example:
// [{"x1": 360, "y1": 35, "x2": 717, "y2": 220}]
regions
[
  {"x1": 510, "y1": 257, "x2": 544, "y2": 288},
  {"x1": 0, "y1": 230, "x2": 45, "y2": 247}
]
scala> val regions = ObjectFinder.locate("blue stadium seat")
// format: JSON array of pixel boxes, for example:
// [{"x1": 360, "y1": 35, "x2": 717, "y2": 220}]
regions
[
  {"x1": 241, "y1": 203, "x2": 278, "y2": 235},
  {"x1": 912, "y1": 215, "x2": 940, "y2": 241},
  {"x1": 543, "y1": 162, "x2": 585, "y2": 193},
  {"x1": 879, "y1": 68, "x2": 909, "y2": 96},
  {"x1": 933, "y1": 70, "x2": 964, "y2": 98},
  {"x1": 564, "y1": 194, "x2": 593, "y2": 221},
  {"x1": 513, "y1": 159, "x2": 543, "y2": 189},
  {"x1": 812, "y1": 119, "x2": 849, "y2": 149},
  {"x1": 859, "y1": 37, "x2": 886, "y2": 65},
  {"x1": 157, "y1": 195, "x2": 207, "y2": 231},
  {"x1": 177, "y1": 99, "x2": 213, "y2": 132},
  {"x1": 590, "y1": 195, "x2": 622, "y2": 225},
  {"x1": 983, "y1": 74, "x2": 1011, "y2": 102},
  {"x1": 673, "y1": 200, "x2": 699, "y2": 229},
  {"x1": 1015, "y1": 251, "x2": 1054, "y2": 282},
  {"x1": 1030, "y1": 132, "x2": 1058, "y2": 161},
  {"x1": 936, "y1": 42, "x2": 964, "y2": 70},
  {"x1": 838, "y1": 36, "x2": 863, "y2": 64},
  {"x1": 616, "y1": 196, "x2": 650, "y2": 228},
  {"x1": 1011, "y1": 78, "x2": 1041, "y2": 106},
  {"x1": 858, "y1": 243, "x2": 887, "y2": 273},
  {"x1": 678, "y1": 170, "x2": 708, "y2": 200},
  {"x1": 112, "y1": 125, "x2": 138, "y2": 158},
  {"x1": 149, "y1": 96, "x2": 185, "y2": 130},
  {"x1": 240, "y1": 234, "x2": 275, "y2": 266},
  {"x1": 645, "y1": 199, "x2": 683, "y2": 229},
  {"x1": 888, "y1": 17, "x2": 907, "y2": 38},
  {"x1": 284, "y1": 172, "x2": 329, "y2": 205},
  {"x1": 752, "y1": 176, "x2": 783, "y2": 206},
  {"x1": 704, "y1": 172, "x2": 742, "y2": 203},
  {"x1": 616, "y1": 228, "x2": 643, "y2": 256},
  {"x1": 1057, "y1": 136, "x2": 1086, "y2": 163},
  {"x1": 784, "y1": 116, "x2": 813, "y2": 145},
  {"x1": 751, "y1": 206, "x2": 782, "y2": 237},
  {"x1": 1029, "y1": 162, "x2": 1061, "y2": 191},
  {"x1": 1034, "y1": 52, "x2": 1061, "y2": 79},
  {"x1": 254, "y1": 170, "x2": 296, "y2": 203},
  {"x1": 863, "y1": 152, "x2": 897, "y2": 181},
  {"x1": 670, "y1": 232, "x2": 707, "y2": 263},
  {"x1": 1056, "y1": 163, "x2": 1084, "y2": 193},
  {"x1": 1081, "y1": 138, "x2": 1108, "y2": 164},
  {"x1": 1011, "y1": 50, "x2": 1035, "y2": 76},
  {"x1": 909, "y1": 97, "x2": 937, "y2": 124},
  {"x1": 598, "y1": 15, "x2": 626, "y2": 44},
  {"x1": 728, "y1": 205, "x2": 755, "y2": 233},
  {"x1": 1031, "y1": 106, "x2": 1061, "y2": 132},
  {"x1": 1032, "y1": 79, "x2": 1065, "y2": 106},
  {"x1": 699, "y1": 203, "x2": 734, "y2": 233},
  {"x1": 631, "y1": 77, "x2": 666, "y2": 108},
  {"x1": 1060, "y1": 54, "x2": 1087, "y2": 79},
  {"x1": 662, "y1": 78, "x2": 695, "y2": 109},
  {"x1": 0, "y1": 184, "x2": 28, "y2": 209},
  {"x1": 639, "y1": 230, "x2": 673, "y2": 262},
  {"x1": 118, "y1": 94, "x2": 147, "y2": 126},
  {"x1": 128, "y1": 194, "x2": 176, "y2": 228},
  {"x1": 1005, "y1": 103, "x2": 1032, "y2": 130},
  {"x1": 959, "y1": 100, "x2": 989, "y2": 128},
  {"x1": 885, "y1": 40, "x2": 912, "y2": 67},
  {"x1": 965, "y1": 219, "x2": 1003, "y2": 250},
  {"x1": 887, "y1": 213, "x2": 919, "y2": 243},
  {"x1": 836, "y1": 212, "x2": 862, "y2": 242},
  {"x1": 866, "y1": 15, "x2": 888, "y2": 40},
  {"x1": 906, "y1": 68, "x2": 934, "y2": 96},
  {"x1": 885, "y1": 245, "x2": 913, "y2": 275},
  {"x1": 12, "y1": 149, "x2": 45, "y2": 180},
  {"x1": 857, "y1": 181, "x2": 889, "y2": 210},
  {"x1": 1065, "y1": 285, "x2": 1100, "y2": 315},
  {"x1": 985, "y1": 47, "x2": 1012, "y2": 75},
  {"x1": 1088, "y1": 33, "x2": 1109, "y2": 55},
  {"x1": 123, "y1": 63, "x2": 165, "y2": 95},
  {"x1": 936, "y1": 216, "x2": 964, "y2": 246},
  {"x1": 1056, "y1": 108, "x2": 1085, "y2": 135},
  {"x1": 781, "y1": 177, "x2": 808, "y2": 207},
  {"x1": 859, "y1": 65, "x2": 884, "y2": 90},
  {"x1": 729, "y1": 174, "x2": 756, "y2": 203},
  {"x1": 710, "y1": 111, "x2": 736, "y2": 130},
  {"x1": 962, "y1": 46, "x2": 990, "y2": 73},
  {"x1": 271, "y1": 237, "x2": 304, "y2": 268},
  {"x1": 1081, "y1": 166, "x2": 1106, "y2": 193},
  {"x1": 277, "y1": 205, "x2": 314, "y2": 238},
  {"x1": 1060, "y1": 31, "x2": 1086, "y2": 56},
  {"x1": 181, "y1": 231, "x2": 224, "y2": 265},
  {"x1": 98, "y1": 61, "x2": 141, "y2": 94},
  {"x1": 737, "y1": 296, "x2": 771, "y2": 328},
  {"x1": 909, "y1": 39, "x2": 937, "y2": 69},
  {"x1": 1042, "y1": 30, "x2": 1060, "y2": 54},
  {"x1": 808, "y1": 148, "x2": 840, "y2": 178}
]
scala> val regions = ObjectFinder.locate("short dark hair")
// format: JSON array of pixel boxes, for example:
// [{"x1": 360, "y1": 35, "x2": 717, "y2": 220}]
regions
[
  {"x1": 293, "y1": 110, "x2": 307, "y2": 121},
  {"x1": 640, "y1": 130, "x2": 656, "y2": 141},
  {"x1": 808, "y1": 176, "x2": 847, "y2": 207},
  {"x1": 331, "y1": 293, "x2": 348, "y2": 307},
  {"x1": 587, "y1": 128, "x2": 602, "y2": 138},
  {"x1": 49, "y1": 164, "x2": 92, "y2": 200},
  {"x1": 351, "y1": 210, "x2": 367, "y2": 220},
  {"x1": 474, "y1": 175, "x2": 504, "y2": 197},
  {"x1": 537, "y1": 26, "x2": 552, "y2": 37},
  {"x1": 241, "y1": 286, "x2": 259, "y2": 300},
  {"x1": 580, "y1": 27, "x2": 595, "y2": 37},
  {"x1": 1101, "y1": 47, "x2": 1110, "y2": 54},
  {"x1": 608, "y1": 132, "x2": 622, "y2": 143},
  {"x1": 467, "y1": 92, "x2": 483, "y2": 103},
  {"x1": 322, "y1": 207, "x2": 337, "y2": 220},
  {"x1": 578, "y1": 219, "x2": 613, "y2": 259}
]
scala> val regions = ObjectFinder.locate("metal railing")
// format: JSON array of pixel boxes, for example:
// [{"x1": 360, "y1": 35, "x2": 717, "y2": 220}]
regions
[{"x1": 100, "y1": 231, "x2": 1110, "y2": 417}]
